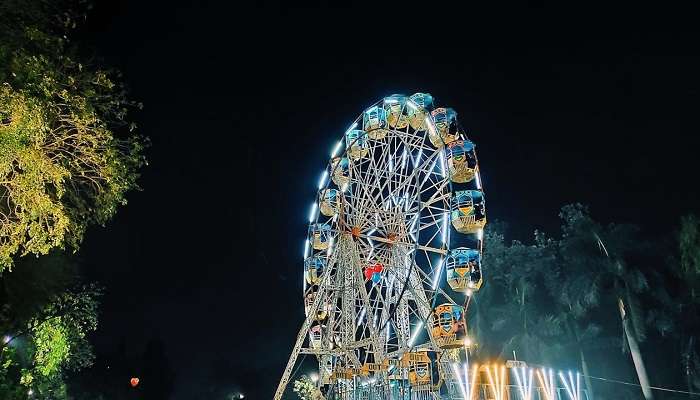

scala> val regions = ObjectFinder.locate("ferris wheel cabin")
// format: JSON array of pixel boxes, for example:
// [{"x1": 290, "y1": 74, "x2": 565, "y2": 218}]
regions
[
  {"x1": 451, "y1": 190, "x2": 486, "y2": 234},
  {"x1": 446, "y1": 247, "x2": 483, "y2": 292}
]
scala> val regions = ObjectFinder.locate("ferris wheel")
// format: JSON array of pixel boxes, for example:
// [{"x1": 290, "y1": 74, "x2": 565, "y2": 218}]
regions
[{"x1": 275, "y1": 93, "x2": 487, "y2": 400}]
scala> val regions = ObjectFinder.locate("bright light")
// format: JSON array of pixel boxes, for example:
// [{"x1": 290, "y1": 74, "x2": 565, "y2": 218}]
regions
[
  {"x1": 310, "y1": 373, "x2": 319, "y2": 383},
  {"x1": 413, "y1": 149, "x2": 423, "y2": 166},
  {"x1": 441, "y1": 212, "x2": 449, "y2": 243},
  {"x1": 425, "y1": 117, "x2": 436, "y2": 136},
  {"x1": 326, "y1": 237, "x2": 334, "y2": 256},
  {"x1": 308, "y1": 203, "x2": 317, "y2": 222},
  {"x1": 401, "y1": 149, "x2": 407, "y2": 169},
  {"x1": 408, "y1": 321, "x2": 423, "y2": 346},
  {"x1": 466, "y1": 288, "x2": 473, "y2": 297},
  {"x1": 439, "y1": 151, "x2": 447, "y2": 178},
  {"x1": 384, "y1": 98, "x2": 399, "y2": 104},
  {"x1": 341, "y1": 182, "x2": 349, "y2": 192},
  {"x1": 464, "y1": 337, "x2": 472, "y2": 347},
  {"x1": 2, "y1": 335, "x2": 10, "y2": 344},
  {"x1": 346, "y1": 122, "x2": 357, "y2": 132},
  {"x1": 477, "y1": 228, "x2": 484, "y2": 241},
  {"x1": 558, "y1": 370, "x2": 581, "y2": 400},
  {"x1": 406, "y1": 100, "x2": 417, "y2": 110},
  {"x1": 431, "y1": 257, "x2": 443, "y2": 290},
  {"x1": 331, "y1": 140, "x2": 343, "y2": 157},
  {"x1": 513, "y1": 367, "x2": 534, "y2": 400},
  {"x1": 357, "y1": 308, "x2": 366, "y2": 327},
  {"x1": 318, "y1": 171, "x2": 328, "y2": 189},
  {"x1": 536, "y1": 369, "x2": 556, "y2": 400},
  {"x1": 27, "y1": 389, "x2": 33, "y2": 396},
  {"x1": 452, "y1": 363, "x2": 468, "y2": 400},
  {"x1": 485, "y1": 365, "x2": 507, "y2": 400},
  {"x1": 475, "y1": 170, "x2": 482, "y2": 189},
  {"x1": 303, "y1": 239, "x2": 310, "y2": 258},
  {"x1": 468, "y1": 364, "x2": 478, "y2": 400}
]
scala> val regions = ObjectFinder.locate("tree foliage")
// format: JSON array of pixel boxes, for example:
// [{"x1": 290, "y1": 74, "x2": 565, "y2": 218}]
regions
[
  {"x1": 0, "y1": 284, "x2": 101, "y2": 400},
  {"x1": 0, "y1": 0, "x2": 147, "y2": 269},
  {"x1": 471, "y1": 204, "x2": 679, "y2": 399},
  {"x1": 293, "y1": 375, "x2": 316, "y2": 400}
]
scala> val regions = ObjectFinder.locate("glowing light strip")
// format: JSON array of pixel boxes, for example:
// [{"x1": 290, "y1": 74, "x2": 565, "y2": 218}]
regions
[
  {"x1": 384, "y1": 98, "x2": 399, "y2": 104},
  {"x1": 304, "y1": 239, "x2": 310, "y2": 259},
  {"x1": 477, "y1": 228, "x2": 484, "y2": 241},
  {"x1": 559, "y1": 371, "x2": 581, "y2": 400},
  {"x1": 475, "y1": 170, "x2": 482, "y2": 189},
  {"x1": 401, "y1": 149, "x2": 407, "y2": 169},
  {"x1": 331, "y1": 140, "x2": 343, "y2": 157},
  {"x1": 431, "y1": 257, "x2": 444, "y2": 289},
  {"x1": 441, "y1": 212, "x2": 449, "y2": 243},
  {"x1": 439, "y1": 151, "x2": 447, "y2": 178},
  {"x1": 308, "y1": 203, "x2": 317, "y2": 222},
  {"x1": 357, "y1": 307, "x2": 366, "y2": 327},
  {"x1": 414, "y1": 149, "x2": 423, "y2": 167},
  {"x1": 408, "y1": 321, "x2": 423, "y2": 346},
  {"x1": 485, "y1": 365, "x2": 507, "y2": 400},
  {"x1": 536, "y1": 369, "x2": 556, "y2": 400},
  {"x1": 326, "y1": 237, "x2": 334, "y2": 256},
  {"x1": 425, "y1": 117, "x2": 437, "y2": 137},
  {"x1": 468, "y1": 364, "x2": 478, "y2": 400},
  {"x1": 346, "y1": 122, "x2": 357, "y2": 132},
  {"x1": 513, "y1": 367, "x2": 533, "y2": 400},
  {"x1": 318, "y1": 171, "x2": 328, "y2": 189},
  {"x1": 452, "y1": 363, "x2": 468, "y2": 400}
]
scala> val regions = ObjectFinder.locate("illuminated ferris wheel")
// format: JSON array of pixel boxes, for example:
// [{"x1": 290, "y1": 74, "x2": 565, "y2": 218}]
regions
[{"x1": 275, "y1": 93, "x2": 487, "y2": 400}]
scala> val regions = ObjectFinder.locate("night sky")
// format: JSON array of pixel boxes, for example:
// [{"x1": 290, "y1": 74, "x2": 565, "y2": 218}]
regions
[{"x1": 71, "y1": 2, "x2": 700, "y2": 398}]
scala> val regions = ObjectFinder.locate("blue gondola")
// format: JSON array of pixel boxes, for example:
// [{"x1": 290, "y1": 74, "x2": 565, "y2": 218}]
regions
[
  {"x1": 319, "y1": 188, "x2": 341, "y2": 216},
  {"x1": 363, "y1": 105, "x2": 389, "y2": 139},
  {"x1": 304, "y1": 256, "x2": 326, "y2": 285},
  {"x1": 330, "y1": 157, "x2": 350, "y2": 187},
  {"x1": 445, "y1": 247, "x2": 483, "y2": 291},
  {"x1": 407, "y1": 93, "x2": 434, "y2": 130},
  {"x1": 345, "y1": 129, "x2": 369, "y2": 160}
]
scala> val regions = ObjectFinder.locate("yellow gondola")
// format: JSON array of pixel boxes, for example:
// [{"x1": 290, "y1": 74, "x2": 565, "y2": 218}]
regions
[
  {"x1": 400, "y1": 351, "x2": 432, "y2": 386},
  {"x1": 429, "y1": 108, "x2": 458, "y2": 147},
  {"x1": 407, "y1": 93, "x2": 434, "y2": 130},
  {"x1": 431, "y1": 303, "x2": 467, "y2": 349},
  {"x1": 450, "y1": 190, "x2": 486, "y2": 234},
  {"x1": 446, "y1": 140, "x2": 478, "y2": 183},
  {"x1": 384, "y1": 95, "x2": 409, "y2": 129}
]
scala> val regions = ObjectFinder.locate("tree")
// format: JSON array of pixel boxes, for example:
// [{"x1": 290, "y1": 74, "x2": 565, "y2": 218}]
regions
[
  {"x1": 673, "y1": 214, "x2": 700, "y2": 396},
  {"x1": 0, "y1": 284, "x2": 101, "y2": 399},
  {"x1": 293, "y1": 375, "x2": 317, "y2": 400},
  {"x1": 0, "y1": 0, "x2": 147, "y2": 269}
]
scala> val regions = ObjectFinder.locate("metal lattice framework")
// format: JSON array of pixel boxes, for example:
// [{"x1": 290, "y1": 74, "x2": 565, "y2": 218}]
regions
[{"x1": 275, "y1": 93, "x2": 486, "y2": 400}]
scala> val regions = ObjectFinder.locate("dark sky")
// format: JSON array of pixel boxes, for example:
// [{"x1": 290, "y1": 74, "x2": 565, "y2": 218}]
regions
[{"x1": 73, "y1": 2, "x2": 700, "y2": 398}]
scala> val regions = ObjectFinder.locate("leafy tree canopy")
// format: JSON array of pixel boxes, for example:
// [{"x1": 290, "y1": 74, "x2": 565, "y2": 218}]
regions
[{"x1": 0, "y1": 0, "x2": 147, "y2": 269}]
